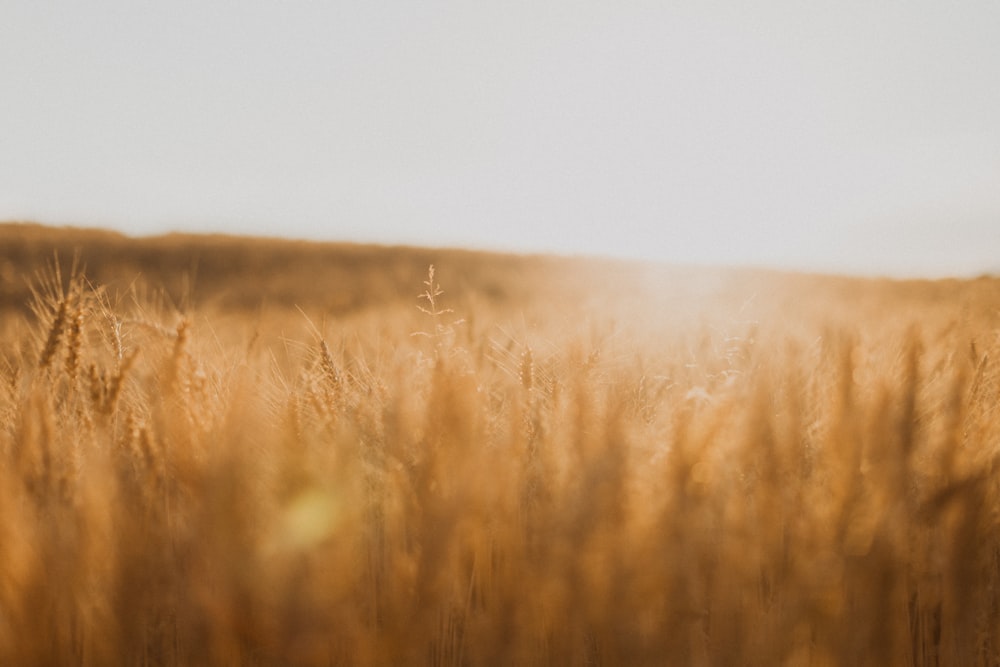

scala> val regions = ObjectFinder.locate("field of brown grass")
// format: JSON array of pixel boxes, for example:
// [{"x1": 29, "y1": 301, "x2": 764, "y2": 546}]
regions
[{"x1": 2, "y1": 222, "x2": 1000, "y2": 665}]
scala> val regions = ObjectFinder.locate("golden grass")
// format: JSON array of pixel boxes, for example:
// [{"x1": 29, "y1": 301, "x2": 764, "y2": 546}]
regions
[{"x1": 1, "y1": 223, "x2": 1000, "y2": 665}]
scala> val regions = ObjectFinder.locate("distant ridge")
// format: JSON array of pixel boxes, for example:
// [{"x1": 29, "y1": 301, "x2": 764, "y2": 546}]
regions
[
  {"x1": 0, "y1": 221, "x2": 697, "y2": 316},
  {"x1": 2, "y1": 222, "x2": 993, "y2": 321}
]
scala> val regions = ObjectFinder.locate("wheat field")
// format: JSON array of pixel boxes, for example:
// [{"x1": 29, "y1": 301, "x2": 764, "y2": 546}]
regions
[{"x1": 1, "y1": 224, "x2": 1000, "y2": 665}]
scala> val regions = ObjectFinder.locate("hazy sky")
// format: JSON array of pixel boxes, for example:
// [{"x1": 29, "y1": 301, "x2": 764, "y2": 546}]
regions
[{"x1": 2, "y1": 1, "x2": 999, "y2": 277}]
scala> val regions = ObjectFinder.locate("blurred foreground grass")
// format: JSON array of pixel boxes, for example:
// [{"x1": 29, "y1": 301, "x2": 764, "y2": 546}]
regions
[{"x1": 2, "y1": 222, "x2": 1000, "y2": 665}]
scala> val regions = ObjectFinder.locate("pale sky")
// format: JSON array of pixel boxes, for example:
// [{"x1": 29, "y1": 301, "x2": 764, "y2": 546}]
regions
[{"x1": 2, "y1": 1, "x2": 999, "y2": 277}]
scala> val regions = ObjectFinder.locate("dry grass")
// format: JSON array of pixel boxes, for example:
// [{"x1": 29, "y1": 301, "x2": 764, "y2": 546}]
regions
[{"x1": 2, "y1": 223, "x2": 1000, "y2": 665}]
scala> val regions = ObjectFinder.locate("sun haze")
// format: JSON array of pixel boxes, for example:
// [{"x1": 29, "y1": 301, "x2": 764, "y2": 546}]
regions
[{"x1": 2, "y1": 1, "x2": 999, "y2": 277}]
